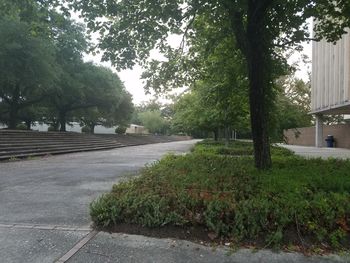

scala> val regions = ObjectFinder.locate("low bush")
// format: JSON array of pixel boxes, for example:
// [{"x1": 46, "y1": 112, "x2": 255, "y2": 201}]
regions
[
  {"x1": 15, "y1": 123, "x2": 27, "y2": 130},
  {"x1": 91, "y1": 140, "x2": 350, "y2": 250},
  {"x1": 81, "y1": 126, "x2": 91, "y2": 133},
  {"x1": 193, "y1": 140, "x2": 294, "y2": 158}
]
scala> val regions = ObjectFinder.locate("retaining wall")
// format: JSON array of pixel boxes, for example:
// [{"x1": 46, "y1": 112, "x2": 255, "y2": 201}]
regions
[{"x1": 284, "y1": 124, "x2": 350, "y2": 148}]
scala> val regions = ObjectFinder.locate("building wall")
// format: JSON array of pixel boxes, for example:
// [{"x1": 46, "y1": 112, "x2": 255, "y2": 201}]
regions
[
  {"x1": 311, "y1": 30, "x2": 350, "y2": 113},
  {"x1": 125, "y1": 124, "x2": 149, "y2": 134},
  {"x1": 284, "y1": 124, "x2": 350, "y2": 148}
]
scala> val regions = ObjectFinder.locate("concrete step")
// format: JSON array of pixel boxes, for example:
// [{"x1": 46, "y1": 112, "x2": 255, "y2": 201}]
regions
[
  {"x1": 0, "y1": 130, "x2": 191, "y2": 161},
  {"x1": 0, "y1": 140, "x2": 123, "y2": 149},
  {"x1": 0, "y1": 142, "x2": 125, "y2": 153},
  {"x1": 0, "y1": 144, "x2": 127, "y2": 161},
  {"x1": 0, "y1": 139, "x2": 118, "y2": 145}
]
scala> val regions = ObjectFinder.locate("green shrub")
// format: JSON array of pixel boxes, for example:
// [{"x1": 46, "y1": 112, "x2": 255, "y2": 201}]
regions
[
  {"x1": 115, "y1": 126, "x2": 127, "y2": 134},
  {"x1": 91, "y1": 142, "x2": 350, "y2": 250},
  {"x1": 15, "y1": 123, "x2": 27, "y2": 130},
  {"x1": 48, "y1": 126, "x2": 57, "y2": 132},
  {"x1": 81, "y1": 126, "x2": 91, "y2": 133},
  {"x1": 193, "y1": 140, "x2": 294, "y2": 158}
]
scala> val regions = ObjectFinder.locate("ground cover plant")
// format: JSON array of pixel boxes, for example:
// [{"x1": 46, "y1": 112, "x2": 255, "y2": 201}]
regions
[{"x1": 91, "y1": 140, "x2": 350, "y2": 252}]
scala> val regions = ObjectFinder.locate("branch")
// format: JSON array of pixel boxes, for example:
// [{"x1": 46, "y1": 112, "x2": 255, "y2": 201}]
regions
[
  {"x1": 274, "y1": 37, "x2": 318, "y2": 48},
  {"x1": 17, "y1": 95, "x2": 46, "y2": 109},
  {"x1": 220, "y1": 0, "x2": 249, "y2": 56},
  {"x1": 179, "y1": 12, "x2": 197, "y2": 53},
  {"x1": 232, "y1": 11, "x2": 249, "y2": 57}
]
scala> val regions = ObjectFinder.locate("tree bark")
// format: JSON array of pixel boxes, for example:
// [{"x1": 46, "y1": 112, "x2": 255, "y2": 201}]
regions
[
  {"x1": 225, "y1": 127, "x2": 230, "y2": 147},
  {"x1": 8, "y1": 107, "x2": 19, "y2": 129},
  {"x1": 245, "y1": 8, "x2": 272, "y2": 169},
  {"x1": 25, "y1": 120, "x2": 31, "y2": 130},
  {"x1": 59, "y1": 112, "x2": 66, "y2": 132},
  {"x1": 213, "y1": 129, "x2": 218, "y2": 141},
  {"x1": 226, "y1": 1, "x2": 273, "y2": 169},
  {"x1": 89, "y1": 123, "x2": 95, "y2": 134}
]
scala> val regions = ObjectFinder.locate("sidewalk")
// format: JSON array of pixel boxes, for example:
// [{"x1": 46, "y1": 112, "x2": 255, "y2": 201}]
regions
[
  {"x1": 1, "y1": 141, "x2": 349, "y2": 262},
  {"x1": 278, "y1": 144, "x2": 350, "y2": 159}
]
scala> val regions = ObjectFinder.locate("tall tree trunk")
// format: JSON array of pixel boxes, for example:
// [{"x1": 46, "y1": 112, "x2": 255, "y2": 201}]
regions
[
  {"x1": 59, "y1": 112, "x2": 66, "y2": 132},
  {"x1": 213, "y1": 129, "x2": 218, "y2": 141},
  {"x1": 226, "y1": 1, "x2": 273, "y2": 169},
  {"x1": 53, "y1": 121, "x2": 60, "y2": 131},
  {"x1": 25, "y1": 120, "x2": 31, "y2": 130},
  {"x1": 89, "y1": 123, "x2": 95, "y2": 134},
  {"x1": 225, "y1": 127, "x2": 230, "y2": 147},
  {"x1": 246, "y1": 16, "x2": 272, "y2": 169},
  {"x1": 8, "y1": 107, "x2": 18, "y2": 130}
]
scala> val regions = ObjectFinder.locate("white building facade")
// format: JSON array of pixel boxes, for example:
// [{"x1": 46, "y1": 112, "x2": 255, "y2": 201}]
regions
[{"x1": 311, "y1": 30, "x2": 350, "y2": 146}]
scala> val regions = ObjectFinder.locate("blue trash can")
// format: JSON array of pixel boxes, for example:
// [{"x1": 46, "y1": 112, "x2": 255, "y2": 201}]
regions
[{"x1": 325, "y1": 135, "x2": 334, "y2": 147}]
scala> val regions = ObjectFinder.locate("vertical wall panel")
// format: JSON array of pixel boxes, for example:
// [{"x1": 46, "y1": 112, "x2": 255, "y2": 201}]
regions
[
  {"x1": 344, "y1": 31, "x2": 350, "y2": 101},
  {"x1": 311, "y1": 30, "x2": 350, "y2": 113}
]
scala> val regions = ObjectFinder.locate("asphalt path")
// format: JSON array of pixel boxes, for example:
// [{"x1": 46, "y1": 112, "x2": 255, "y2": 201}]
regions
[{"x1": 0, "y1": 140, "x2": 347, "y2": 262}]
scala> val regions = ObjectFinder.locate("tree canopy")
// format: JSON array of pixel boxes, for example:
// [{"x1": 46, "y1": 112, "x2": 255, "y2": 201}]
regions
[
  {"x1": 0, "y1": 19, "x2": 58, "y2": 129},
  {"x1": 0, "y1": 0, "x2": 134, "y2": 133},
  {"x1": 67, "y1": 0, "x2": 350, "y2": 168}
]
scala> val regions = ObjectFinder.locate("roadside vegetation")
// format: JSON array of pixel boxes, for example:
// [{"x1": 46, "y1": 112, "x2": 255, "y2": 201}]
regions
[{"x1": 91, "y1": 140, "x2": 350, "y2": 252}]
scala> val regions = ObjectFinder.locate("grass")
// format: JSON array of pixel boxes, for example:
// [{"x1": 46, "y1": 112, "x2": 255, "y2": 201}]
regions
[{"x1": 90, "y1": 140, "x2": 350, "y2": 252}]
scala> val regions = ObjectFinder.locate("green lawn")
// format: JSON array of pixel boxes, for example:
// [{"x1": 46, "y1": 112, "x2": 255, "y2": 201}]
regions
[{"x1": 91, "y1": 140, "x2": 350, "y2": 251}]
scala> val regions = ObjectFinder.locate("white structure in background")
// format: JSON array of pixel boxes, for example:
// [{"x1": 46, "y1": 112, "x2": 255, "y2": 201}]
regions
[
  {"x1": 125, "y1": 124, "x2": 149, "y2": 134},
  {"x1": 311, "y1": 29, "x2": 350, "y2": 147}
]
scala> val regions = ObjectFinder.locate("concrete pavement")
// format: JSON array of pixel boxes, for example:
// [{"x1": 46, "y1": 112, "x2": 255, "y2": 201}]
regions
[
  {"x1": 279, "y1": 144, "x2": 350, "y2": 159},
  {"x1": 0, "y1": 140, "x2": 348, "y2": 262}
]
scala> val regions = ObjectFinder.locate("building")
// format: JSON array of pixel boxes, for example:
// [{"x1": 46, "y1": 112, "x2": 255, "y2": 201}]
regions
[
  {"x1": 311, "y1": 29, "x2": 350, "y2": 147},
  {"x1": 125, "y1": 124, "x2": 149, "y2": 134}
]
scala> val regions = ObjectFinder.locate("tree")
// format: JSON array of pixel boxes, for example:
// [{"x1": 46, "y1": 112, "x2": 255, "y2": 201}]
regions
[
  {"x1": 0, "y1": 19, "x2": 58, "y2": 129},
  {"x1": 68, "y1": 0, "x2": 350, "y2": 169},
  {"x1": 49, "y1": 62, "x2": 128, "y2": 132},
  {"x1": 172, "y1": 90, "x2": 220, "y2": 138},
  {"x1": 172, "y1": 79, "x2": 250, "y2": 141},
  {"x1": 270, "y1": 76, "x2": 312, "y2": 141},
  {"x1": 138, "y1": 110, "x2": 169, "y2": 134},
  {"x1": 79, "y1": 91, "x2": 134, "y2": 133}
]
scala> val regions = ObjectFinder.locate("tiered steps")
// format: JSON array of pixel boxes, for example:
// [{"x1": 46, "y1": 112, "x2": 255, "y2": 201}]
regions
[
  {"x1": 96, "y1": 134, "x2": 191, "y2": 146},
  {"x1": 0, "y1": 130, "x2": 191, "y2": 161},
  {"x1": 0, "y1": 130, "x2": 125, "y2": 161}
]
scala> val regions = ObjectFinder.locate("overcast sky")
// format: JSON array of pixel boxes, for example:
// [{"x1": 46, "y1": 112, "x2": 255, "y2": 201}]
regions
[{"x1": 76, "y1": 12, "x2": 312, "y2": 105}]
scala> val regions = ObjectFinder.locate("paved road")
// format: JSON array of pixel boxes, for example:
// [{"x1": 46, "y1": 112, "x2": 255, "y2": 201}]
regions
[
  {"x1": 279, "y1": 144, "x2": 350, "y2": 159},
  {"x1": 0, "y1": 140, "x2": 348, "y2": 263}
]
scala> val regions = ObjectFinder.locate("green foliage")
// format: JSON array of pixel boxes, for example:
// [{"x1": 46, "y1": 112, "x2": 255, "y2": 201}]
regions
[
  {"x1": 172, "y1": 79, "x2": 249, "y2": 138},
  {"x1": 0, "y1": 19, "x2": 58, "y2": 128},
  {"x1": 115, "y1": 126, "x2": 127, "y2": 134},
  {"x1": 138, "y1": 110, "x2": 169, "y2": 135},
  {"x1": 91, "y1": 141, "x2": 350, "y2": 250},
  {"x1": 69, "y1": 0, "x2": 350, "y2": 169},
  {"x1": 15, "y1": 123, "x2": 27, "y2": 130},
  {"x1": 0, "y1": 2, "x2": 134, "y2": 132},
  {"x1": 193, "y1": 140, "x2": 295, "y2": 158},
  {"x1": 81, "y1": 126, "x2": 91, "y2": 133},
  {"x1": 269, "y1": 75, "x2": 312, "y2": 141}
]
